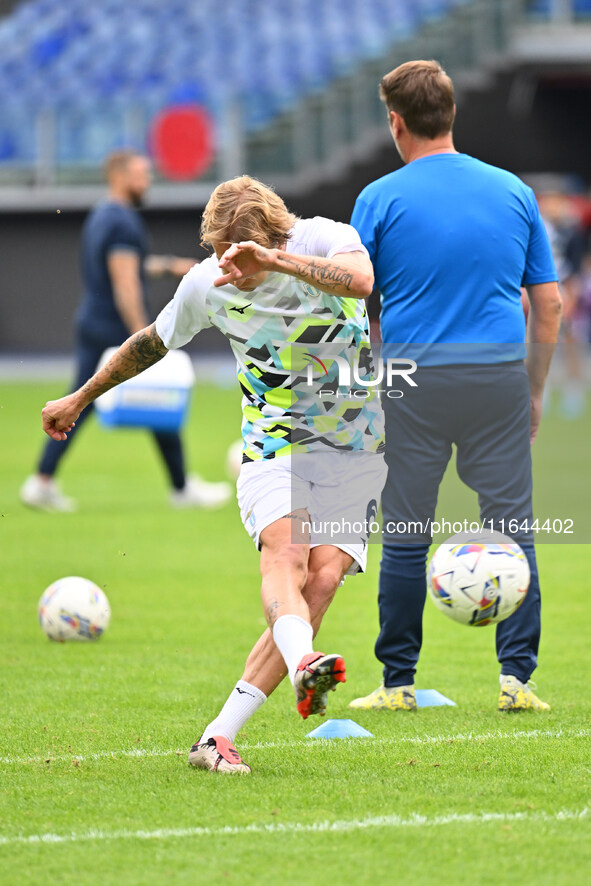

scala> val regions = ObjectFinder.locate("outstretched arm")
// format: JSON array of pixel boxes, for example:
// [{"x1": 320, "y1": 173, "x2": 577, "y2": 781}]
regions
[
  {"x1": 107, "y1": 251, "x2": 150, "y2": 334},
  {"x1": 215, "y1": 241, "x2": 374, "y2": 298},
  {"x1": 145, "y1": 255, "x2": 197, "y2": 278},
  {"x1": 41, "y1": 323, "x2": 168, "y2": 441}
]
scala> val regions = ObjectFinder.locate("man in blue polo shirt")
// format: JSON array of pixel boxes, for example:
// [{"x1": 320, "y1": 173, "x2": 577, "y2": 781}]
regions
[
  {"x1": 21, "y1": 150, "x2": 230, "y2": 512},
  {"x1": 349, "y1": 60, "x2": 562, "y2": 712}
]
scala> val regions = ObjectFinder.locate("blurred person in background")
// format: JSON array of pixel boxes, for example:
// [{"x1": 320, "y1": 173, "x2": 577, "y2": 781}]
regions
[
  {"x1": 21, "y1": 149, "x2": 231, "y2": 512},
  {"x1": 575, "y1": 252, "x2": 591, "y2": 345},
  {"x1": 538, "y1": 188, "x2": 588, "y2": 418},
  {"x1": 348, "y1": 60, "x2": 562, "y2": 714}
]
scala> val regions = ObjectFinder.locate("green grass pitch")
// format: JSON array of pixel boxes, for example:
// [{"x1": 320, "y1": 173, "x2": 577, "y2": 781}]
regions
[{"x1": 1, "y1": 380, "x2": 589, "y2": 885}]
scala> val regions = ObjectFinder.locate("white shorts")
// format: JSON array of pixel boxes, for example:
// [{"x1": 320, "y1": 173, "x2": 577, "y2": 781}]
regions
[{"x1": 236, "y1": 450, "x2": 387, "y2": 575}]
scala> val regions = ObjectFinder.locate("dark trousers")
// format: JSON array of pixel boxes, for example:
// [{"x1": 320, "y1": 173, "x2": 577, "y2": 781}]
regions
[
  {"x1": 38, "y1": 328, "x2": 186, "y2": 490},
  {"x1": 378, "y1": 362, "x2": 541, "y2": 686}
]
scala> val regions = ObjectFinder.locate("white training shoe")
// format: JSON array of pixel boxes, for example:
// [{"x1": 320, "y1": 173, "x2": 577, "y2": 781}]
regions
[
  {"x1": 20, "y1": 475, "x2": 76, "y2": 512},
  {"x1": 170, "y1": 474, "x2": 232, "y2": 509},
  {"x1": 188, "y1": 735, "x2": 251, "y2": 774}
]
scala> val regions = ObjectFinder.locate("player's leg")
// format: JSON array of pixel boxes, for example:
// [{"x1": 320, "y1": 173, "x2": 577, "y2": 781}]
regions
[
  {"x1": 259, "y1": 508, "x2": 311, "y2": 631},
  {"x1": 152, "y1": 431, "x2": 186, "y2": 491},
  {"x1": 496, "y1": 547, "x2": 547, "y2": 710},
  {"x1": 240, "y1": 543, "x2": 353, "y2": 694},
  {"x1": 354, "y1": 542, "x2": 432, "y2": 711},
  {"x1": 258, "y1": 513, "x2": 347, "y2": 717},
  {"x1": 350, "y1": 378, "x2": 452, "y2": 710},
  {"x1": 152, "y1": 430, "x2": 231, "y2": 509},
  {"x1": 188, "y1": 476, "x2": 313, "y2": 774},
  {"x1": 189, "y1": 544, "x2": 352, "y2": 773},
  {"x1": 189, "y1": 458, "x2": 365, "y2": 772},
  {"x1": 21, "y1": 334, "x2": 103, "y2": 511},
  {"x1": 454, "y1": 362, "x2": 547, "y2": 710},
  {"x1": 230, "y1": 460, "x2": 319, "y2": 691}
]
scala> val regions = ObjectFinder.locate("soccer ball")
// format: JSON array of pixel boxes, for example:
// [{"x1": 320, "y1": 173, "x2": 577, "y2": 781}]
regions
[
  {"x1": 427, "y1": 538, "x2": 530, "y2": 626},
  {"x1": 38, "y1": 576, "x2": 111, "y2": 641},
  {"x1": 226, "y1": 439, "x2": 243, "y2": 479}
]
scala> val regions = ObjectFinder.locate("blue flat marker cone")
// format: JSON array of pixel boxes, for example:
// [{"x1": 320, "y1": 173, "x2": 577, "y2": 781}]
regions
[
  {"x1": 306, "y1": 718, "x2": 374, "y2": 739},
  {"x1": 415, "y1": 689, "x2": 457, "y2": 707}
]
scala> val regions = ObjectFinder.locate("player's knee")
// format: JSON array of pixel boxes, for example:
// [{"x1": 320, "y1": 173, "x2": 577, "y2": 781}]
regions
[{"x1": 261, "y1": 543, "x2": 308, "y2": 582}]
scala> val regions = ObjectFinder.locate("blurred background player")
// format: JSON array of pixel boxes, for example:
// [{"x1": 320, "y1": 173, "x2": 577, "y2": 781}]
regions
[
  {"x1": 21, "y1": 149, "x2": 231, "y2": 512},
  {"x1": 538, "y1": 187, "x2": 589, "y2": 418},
  {"x1": 348, "y1": 60, "x2": 562, "y2": 714}
]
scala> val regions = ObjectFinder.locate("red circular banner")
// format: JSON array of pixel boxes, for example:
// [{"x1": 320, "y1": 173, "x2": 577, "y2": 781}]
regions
[{"x1": 151, "y1": 106, "x2": 214, "y2": 181}]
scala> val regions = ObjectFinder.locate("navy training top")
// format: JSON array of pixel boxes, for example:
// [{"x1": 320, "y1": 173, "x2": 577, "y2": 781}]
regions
[{"x1": 77, "y1": 200, "x2": 149, "y2": 343}]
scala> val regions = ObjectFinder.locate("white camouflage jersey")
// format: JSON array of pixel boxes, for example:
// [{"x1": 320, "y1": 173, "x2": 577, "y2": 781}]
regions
[{"x1": 155, "y1": 217, "x2": 385, "y2": 462}]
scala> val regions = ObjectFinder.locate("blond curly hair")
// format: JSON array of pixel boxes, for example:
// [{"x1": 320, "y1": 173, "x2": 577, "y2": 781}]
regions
[{"x1": 201, "y1": 175, "x2": 297, "y2": 250}]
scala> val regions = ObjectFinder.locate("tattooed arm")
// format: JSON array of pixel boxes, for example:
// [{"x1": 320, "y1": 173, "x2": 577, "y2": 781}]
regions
[
  {"x1": 41, "y1": 323, "x2": 168, "y2": 441},
  {"x1": 215, "y1": 240, "x2": 374, "y2": 298}
]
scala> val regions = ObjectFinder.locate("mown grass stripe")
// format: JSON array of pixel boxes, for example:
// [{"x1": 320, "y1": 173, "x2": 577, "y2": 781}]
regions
[
  {"x1": 1, "y1": 727, "x2": 588, "y2": 766},
  {"x1": 0, "y1": 808, "x2": 587, "y2": 847}
]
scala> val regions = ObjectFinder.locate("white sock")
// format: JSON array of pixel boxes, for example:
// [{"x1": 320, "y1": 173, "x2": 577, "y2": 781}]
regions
[
  {"x1": 272, "y1": 614, "x2": 314, "y2": 685},
  {"x1": 200, "y1": 680, "x2": 267, "y2": 743}
]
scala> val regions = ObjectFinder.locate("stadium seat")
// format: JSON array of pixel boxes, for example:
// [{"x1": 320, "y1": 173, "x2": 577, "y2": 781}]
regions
[{"x1": 0, "y1": 0, "x2": 485, "y2": 170}]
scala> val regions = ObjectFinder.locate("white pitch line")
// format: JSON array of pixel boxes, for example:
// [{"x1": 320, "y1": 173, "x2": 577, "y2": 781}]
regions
[
  {"x1": 0, "y1": 808, "x2": 587, "y2": 848},
  {"x1": 246, "y1": 727, "x2": 591, "y2": 751},
  {"x1": 1, "y1": 727, "x2": 588, "y2": 767},
  {"x1": 0, "y1": 747, "x2": 181, "y2": 766}
]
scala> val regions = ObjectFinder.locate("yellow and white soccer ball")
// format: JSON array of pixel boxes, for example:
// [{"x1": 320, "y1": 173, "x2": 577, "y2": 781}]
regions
[
  {"x1": 38, "y1": 576, "x2": 111, "y2": 641},
  {"x1": 428, "y1": 538, "x2": 530, "y2": 626}
]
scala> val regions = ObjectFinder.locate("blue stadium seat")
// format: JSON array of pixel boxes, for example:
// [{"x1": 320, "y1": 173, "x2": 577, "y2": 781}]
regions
[
  {"x1": 526, "y1": 0, "x2": 552, "y2": 15},
  {"x1": 0, "y1": 0, "x2": 481, "y2": 169},
  {"x1": 526, "y1": 0, "x2": 591, "y2": 17}
]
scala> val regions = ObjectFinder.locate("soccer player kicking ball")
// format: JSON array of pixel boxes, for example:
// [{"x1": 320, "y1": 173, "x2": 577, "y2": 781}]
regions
[{"x1": 42, "y1": 176, "x2": 386, "y2": 775}]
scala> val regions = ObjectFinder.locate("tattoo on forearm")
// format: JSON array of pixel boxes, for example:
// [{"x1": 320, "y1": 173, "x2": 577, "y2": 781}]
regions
[
  {"x1": 278, "y1": 253, "x2": 354, "y2": 292},
  {"x1": 80, "y1": 324, "x2": 167, "y2": 401}
]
